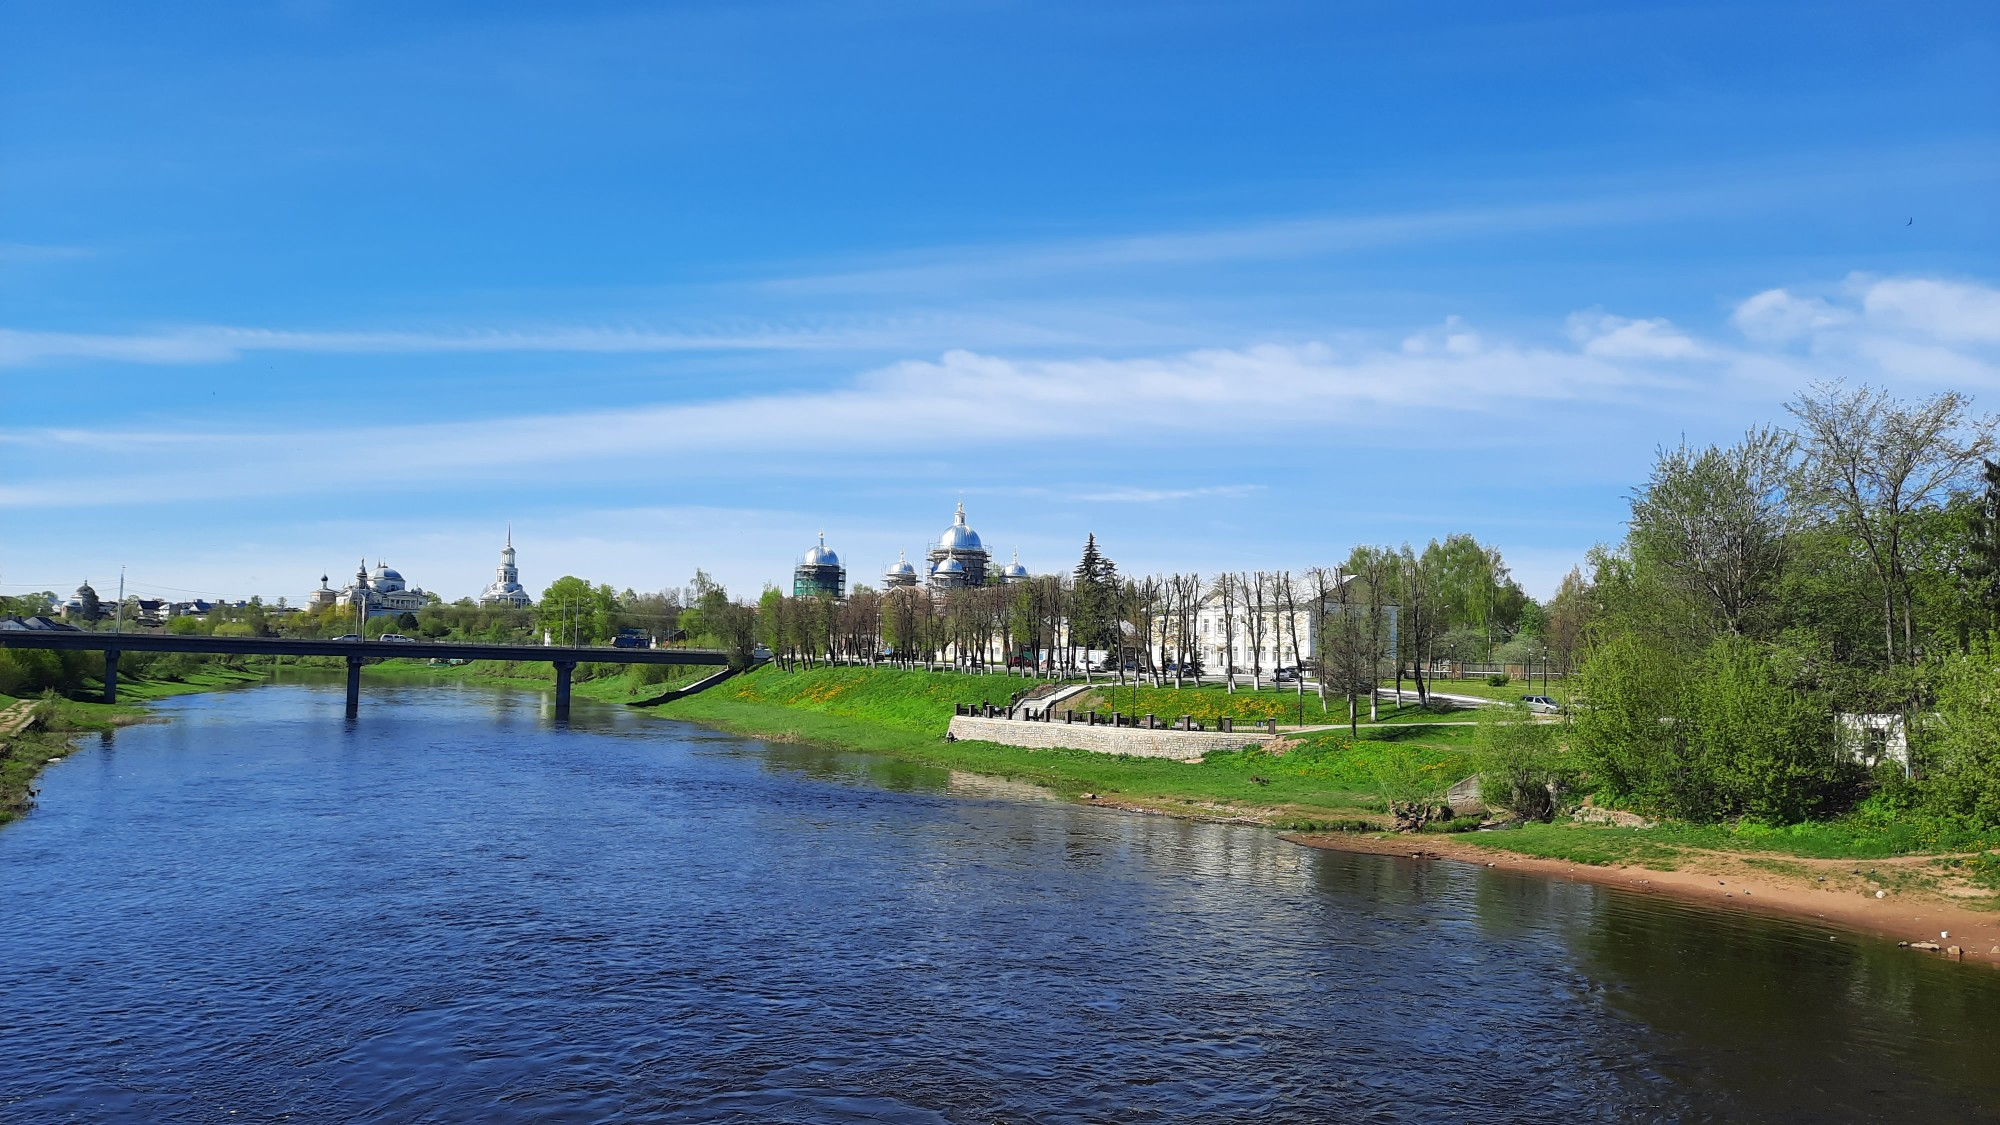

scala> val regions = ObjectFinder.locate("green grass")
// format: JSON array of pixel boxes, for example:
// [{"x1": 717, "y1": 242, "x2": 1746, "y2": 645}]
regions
[
  {"x1": 0, "y1": 692, "x2": 158, "y2": 826},
  {"x1": 1449, "y1": 814, "x2": 2000, "y2": 870},
  {"x1": 1456, "y1": 823, "x2": 1688, "y2": 868},
  {"x1": 654, "y1": 665, "x2": 1480, "y2": 821},
  {"x1": 1068, "y1": 683, "x2": 1483, "y2": 728},
  {"x1": 107, "y1": 665, "x2": 268, "y2": 703},
  {"x1": 697, "y1": 664, "x2": 1023, "y2": 736},
  {"x1": 361, "y1": 658, "x2": 710, "y2": 703}
]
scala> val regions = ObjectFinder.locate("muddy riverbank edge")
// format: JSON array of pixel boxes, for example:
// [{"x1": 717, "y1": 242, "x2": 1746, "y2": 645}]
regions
[
  {"x1": 651, "y1": 681, "x2": 2000, "y2": 972},
  {"x1": 1279, "y1": 825, "x2": 2000, "y2": 969}
]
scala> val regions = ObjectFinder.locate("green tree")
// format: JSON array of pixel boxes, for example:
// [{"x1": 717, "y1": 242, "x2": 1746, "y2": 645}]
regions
[
  {"x1": 1070, "y1": 534, "x2": 1119, "y2": 656},
  {"x1": 1629, "y1": 428, "x2": 1795, "y2": 637},
  {"x1": 1914, "y1": 651, "x2": 2000, "y2": 826},
  {"x1": 1787, "y1": 382, "x2": 1995, "y2": 666},
  {"x1": 537, "y1": 577, "x2": 618, "y2": 645},
  {"x1": 1962, "y1": 459, "x2": 2000, "y2": 634}
]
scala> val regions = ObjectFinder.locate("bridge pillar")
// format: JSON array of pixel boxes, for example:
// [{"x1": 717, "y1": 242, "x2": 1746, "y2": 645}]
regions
[
  {"x1": 103, "y1": 648, "x2": 120, "y2": 704},
  {"x1": 345, "y1": 654, "x2": 363, "y2": 718},
  {"x1": 553, "y1": 661, "x2": 575, "y2": 720}
]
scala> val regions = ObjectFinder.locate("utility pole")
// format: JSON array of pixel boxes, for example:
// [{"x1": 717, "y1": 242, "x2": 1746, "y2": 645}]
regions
[{"x1": 114, "y1": 566, "x2": 125, "y2": 634}]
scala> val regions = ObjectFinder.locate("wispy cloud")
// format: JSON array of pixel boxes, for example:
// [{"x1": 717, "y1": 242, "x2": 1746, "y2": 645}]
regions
[
  {"x1": 5, "y1": 273, "x2": 1994, "y2": 510},
  {"x1": 761, "y1": 195, "x2": 1688, "y2": 298},
  {"x1": 0, "y1": 321, "x2": 1003, "y2": 368},
  {"x1": 0, "y1": 242, "x2": 92, "y2": 264},
  {"x1": 1073, "y1": 485, "x2": 1264, "y2": 503}
]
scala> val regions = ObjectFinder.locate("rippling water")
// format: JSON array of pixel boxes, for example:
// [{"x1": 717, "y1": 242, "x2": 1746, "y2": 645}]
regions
[{"x1": 4, "y1": 681, "x2": 1998, "y2": 1123}]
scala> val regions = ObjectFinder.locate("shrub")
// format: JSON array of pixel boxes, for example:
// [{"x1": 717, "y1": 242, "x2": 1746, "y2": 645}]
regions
[
  {"x1": 1913, "y1": 653, "x2": 2000, "y2": 827},
  {"x1": 1571, "y1": 633, "x2": 1856, "y2": 823},
  {"x1": 1476, "y1": 703, "x2": 1570, "y2": 822},
  {"x1": 1486, "y1": 672, "x2": 1510, "y2": 687}
]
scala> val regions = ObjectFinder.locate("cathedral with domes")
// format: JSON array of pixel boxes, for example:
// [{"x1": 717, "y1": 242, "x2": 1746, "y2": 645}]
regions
[
  {"x1": 881, "y1": 503, "x2": 1031, "y2": 591},
  {"x1": 793, "y1": 533, "x2": 845, "y2": 598},
  {"x1": 788, "y1": 504, "x2": 1030, "y2": 602},
  {"x1": 315, "y1": 559, "x2": 431, "y2": 617}
]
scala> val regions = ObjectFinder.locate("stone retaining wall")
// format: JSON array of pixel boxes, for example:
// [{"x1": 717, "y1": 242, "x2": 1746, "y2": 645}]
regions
[{"x1": 946, "y1": 715, "x2": 1272, "y2": 761}]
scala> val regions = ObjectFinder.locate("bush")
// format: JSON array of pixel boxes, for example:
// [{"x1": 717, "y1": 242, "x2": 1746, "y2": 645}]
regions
[
  {"x1": 1486, "y1": 672, "x2": 1510, "y2": 687},
  {"x1": 1571, "y1": 633, "x2": 1856, "y2": 823},
  {"x1": 1476, "y1": 704, "x2": 1570, "y2": 821},
  {"x1": 1913, "y1": 653, "x2": 2000, "y2": 827}
]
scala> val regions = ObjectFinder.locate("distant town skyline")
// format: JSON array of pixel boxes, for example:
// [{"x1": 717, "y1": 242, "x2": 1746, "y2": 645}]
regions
[{"x1": 3, "y1": 3, "x2": 1994, "y2": 603}]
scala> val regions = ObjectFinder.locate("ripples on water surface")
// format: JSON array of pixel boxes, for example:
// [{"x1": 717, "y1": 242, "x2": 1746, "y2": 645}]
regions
[{"x1": 3, "y1": 682, "x2": 1998, "y2": 1123}]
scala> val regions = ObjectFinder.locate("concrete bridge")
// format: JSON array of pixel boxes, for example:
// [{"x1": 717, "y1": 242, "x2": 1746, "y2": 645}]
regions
[{"x1": 0, "y1": 632, "x2": 732, "y2": 719}]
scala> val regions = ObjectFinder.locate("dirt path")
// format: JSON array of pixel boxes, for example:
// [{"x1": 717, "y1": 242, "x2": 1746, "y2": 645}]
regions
[{"x1": 0, "y1": 700, "x2": 37, "y2": 740}]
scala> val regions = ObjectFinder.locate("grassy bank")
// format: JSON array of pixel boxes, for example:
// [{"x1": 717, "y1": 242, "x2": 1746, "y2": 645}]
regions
[
  {"x1": 1066, "y1": 683, "x2": 1479, "y2": 728},
  {"x1": 360, "y1": 658, "x2": 710, "y2": 704},
  {"x1": 654, "y1": 666, "x2": 2000, "y2": 886},
  {"x1": 655, "y1": 665, "x2": 1475, "y2": 824},
  {"x1": 0, "y1": 692, "x2": 165, "y2": 827},
  {"x1": 0, "y1": 663, "x2": 273, "y2": 826}
]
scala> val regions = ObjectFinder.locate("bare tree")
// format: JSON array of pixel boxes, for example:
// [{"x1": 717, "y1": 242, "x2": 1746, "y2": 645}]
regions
[
  {"x1": 1318, "y1": 568, "x2": 1372, "y2": 733},
  {"x1": 1276, "y1": 570, "x2": 1307, "y2": 706},
  {"x1": 1399, "y1": 544, "x2": 1444, "y2": 705},
  {"x1": 1787, "y1": 382, "x2": 1996, "y2": 665},
  {"x1": 1212, "y1": 573, "x2": 1240, "y2": 693},
  {"x1": 1243, "y1": 571, "x2": 1271, "y2": 691}
]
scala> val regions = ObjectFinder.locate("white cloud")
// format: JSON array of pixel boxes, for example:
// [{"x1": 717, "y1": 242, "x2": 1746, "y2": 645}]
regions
[
  {"x1": 1400, "y1": 316, "x2": 1485, "y2": 356},
  {"x1": 1857, "y1": 277, "x2": 2000, "y2": 344},
  {"x1": 1730, "y1": 288, "x2": 1851, "y2": 343},
  {"x1": 0, "y1": 319, "x2": 1051, "y2": 368},
  {"x1": 1724, "y1": 275, "x2": 2000, "y2": 387},
  {"x1": 0, "y1": 331, "x2": 1675, "y2": 508},
  {"x1": 1566, "y1": 312, "x2": 1705, "y2": 359},
  {"x1": 7, "y1": 273, "x2": 1995, "y2": 512}
]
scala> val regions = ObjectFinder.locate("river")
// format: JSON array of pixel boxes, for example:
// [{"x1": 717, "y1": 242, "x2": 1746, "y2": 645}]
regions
[{"x1": 3, "y1": 681, "x2": 1997, "y2": 1123}]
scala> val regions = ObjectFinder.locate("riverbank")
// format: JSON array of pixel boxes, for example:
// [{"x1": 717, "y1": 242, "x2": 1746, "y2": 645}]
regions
[
  {"x1": 0, "y1": 666, "x2": 270, "y2": 826},
  {"x1": 359, "y1": 657, "x2": 710, "y2": 704},
  {"x1": 1289, "y1": 828, "x2": 2000, "y2": 968},
  {"x1": 656, "y1": 665, "x2": 1474, "y2": 823},
  {"x1": 652, "y1": 664, "x2": 2000, "y2": 964}
]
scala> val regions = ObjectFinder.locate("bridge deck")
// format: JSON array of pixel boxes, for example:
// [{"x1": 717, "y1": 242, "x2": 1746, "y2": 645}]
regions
[{"x1": 0, "y1": 631, "x2": 731, "y2": 666}]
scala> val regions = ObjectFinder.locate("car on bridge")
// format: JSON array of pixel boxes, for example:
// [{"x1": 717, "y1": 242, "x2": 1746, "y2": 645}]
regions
[
  {"x1": 333, "y1": 634, "x2": 362, "y2": 642},
  {"x1": 380, "y1": 634, "x2": 416, "y2": 643}
]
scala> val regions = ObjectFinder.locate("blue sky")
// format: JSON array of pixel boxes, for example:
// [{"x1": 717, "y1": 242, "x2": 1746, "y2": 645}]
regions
[{"x1": 3, "y1": 1, "x2": 1996, "y2": 606}]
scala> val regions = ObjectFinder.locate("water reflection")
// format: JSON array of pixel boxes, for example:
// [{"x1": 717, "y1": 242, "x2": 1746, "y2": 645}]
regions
[{"x1": 1, "y1": 683, "x2": 1996, "y2": 1124}]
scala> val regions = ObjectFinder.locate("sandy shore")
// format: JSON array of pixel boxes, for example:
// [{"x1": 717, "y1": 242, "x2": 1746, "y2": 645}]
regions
[{"x1": 1283, "y1": 828, "x2": 2000, "y2": 969}]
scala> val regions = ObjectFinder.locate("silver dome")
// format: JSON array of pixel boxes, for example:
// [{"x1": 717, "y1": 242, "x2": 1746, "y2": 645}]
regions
[
  {"x1": 886, "y1": 557, "x2": 916, "y2": 575},
  {"x1": 1003, "y1": 561, "x2": 1029, "y2": 578},
  {"x1": 934, "y1": 557, "x2": 966, "y2": 573},
  {"x1": 938, "y1": 502, "x2": 982, "y2": 550},
  {"x1": 803, "y1": 533, "x2": 840, "y2": 567}
]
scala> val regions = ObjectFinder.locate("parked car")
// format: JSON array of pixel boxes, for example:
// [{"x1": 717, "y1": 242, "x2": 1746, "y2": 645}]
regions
[
  {"x1": 1274, "y1": 666, "x2": 1302, "y2": 682},
  {"x1": 1521, "y1": 695, "x2": 1563, "y2": 714},
  {"x1": 332, "y1": 634, "x2": 363, "y2": 642},
  {"x1": 380, "y1": 633, "x2": 416, "y2": 643}
]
